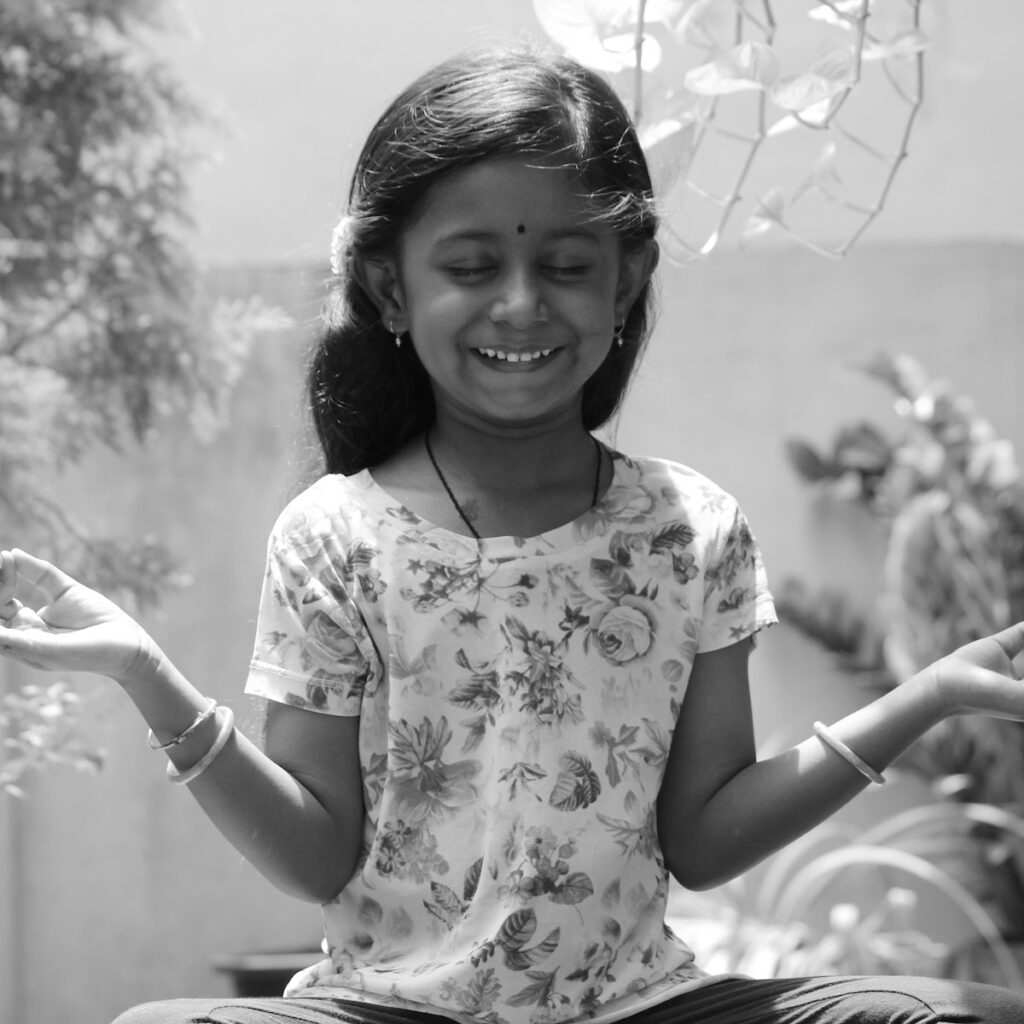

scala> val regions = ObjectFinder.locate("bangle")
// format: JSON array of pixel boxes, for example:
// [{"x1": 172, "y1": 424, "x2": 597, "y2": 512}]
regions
[
  {"x1": 166, "y1": 706, "x2": 235, "y2": 786},
  {"x1": 147, "y1": 698, "x2": 217, "y2": 750},
  {"x1": 813, "y1": 721, "x2": 886, "y2": 786}
]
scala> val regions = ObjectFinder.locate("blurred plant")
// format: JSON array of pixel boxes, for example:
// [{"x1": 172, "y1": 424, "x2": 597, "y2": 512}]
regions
[
  {"x1": 534, "y1": 0, "x2": 926, "y2": 260},
  {"x1": 0, "y1": 0, "x2": 289, "y2": 794},
  {"x1": 0, "y1": 682, "x2": 103, "y2": 798},
  {"x1": 668, "y1": 801, "x2": 1024, "y2": 988},
  {"x1": 776, "y1": 352, "x2": 1024, "y2": 970}
]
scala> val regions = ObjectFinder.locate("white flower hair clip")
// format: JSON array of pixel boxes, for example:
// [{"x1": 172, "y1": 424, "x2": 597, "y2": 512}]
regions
[{"x1": 329, "y1": 215, "x2": 353, "y2": 275}]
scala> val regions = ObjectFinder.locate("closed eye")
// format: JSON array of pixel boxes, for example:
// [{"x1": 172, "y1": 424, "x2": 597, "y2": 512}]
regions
[
  {"x1": 447, "y1": 265, "x2": 495, "y2": 280},
  {"x1": 544, "y1": 265, "x2": 590, "y2": 280}
]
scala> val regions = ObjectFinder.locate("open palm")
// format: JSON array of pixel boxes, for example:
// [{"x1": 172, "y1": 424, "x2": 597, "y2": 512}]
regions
[{"x1": 0, "y1": 549, "x2": 151, "y2": 681}]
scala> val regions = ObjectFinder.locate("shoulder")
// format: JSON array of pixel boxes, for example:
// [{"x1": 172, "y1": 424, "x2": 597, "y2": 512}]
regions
[
  {"x1": 268, "y1": 472, "x2": 375, "y2": 551},
  {"x1": 611, "y1": 451, "x2": 744, "y2": 525}
]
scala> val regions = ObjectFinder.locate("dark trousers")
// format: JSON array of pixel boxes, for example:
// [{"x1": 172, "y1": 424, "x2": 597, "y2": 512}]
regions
[{"x1": 110, "y1": 975, "x2": 1024, "y2": 1024}]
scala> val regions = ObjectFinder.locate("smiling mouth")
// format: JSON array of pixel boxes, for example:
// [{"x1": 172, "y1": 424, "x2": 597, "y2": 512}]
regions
[{"x1": 474, "y1": 348, "x2": 555, "y2": 364}]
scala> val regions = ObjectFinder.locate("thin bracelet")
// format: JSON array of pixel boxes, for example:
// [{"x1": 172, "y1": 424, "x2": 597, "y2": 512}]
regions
[
  {"x1": 147, "y1": 697, "x2": 217, "y2": 750},
  {"x1": 166, "y1": 706, "x2": 235, "y2": 786},
  {"x1": 813, "y1": 721, "x2": 887, "y2": 786}
]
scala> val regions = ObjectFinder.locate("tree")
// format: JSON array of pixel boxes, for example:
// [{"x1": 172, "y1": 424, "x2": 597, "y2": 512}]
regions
[{"x1": 0, "y1": 0, "x2": 287, "y2": 794}]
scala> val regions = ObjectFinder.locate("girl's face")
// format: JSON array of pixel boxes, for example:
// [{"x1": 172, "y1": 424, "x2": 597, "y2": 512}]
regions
[{"x1": 377, "y1": 157, "x2": 655, "y2": 435}]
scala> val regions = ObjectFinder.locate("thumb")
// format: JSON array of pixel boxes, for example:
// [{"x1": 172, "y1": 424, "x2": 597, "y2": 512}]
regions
[{"x1": 990, "y1": 621, "x2": 1024, "y2": 666}]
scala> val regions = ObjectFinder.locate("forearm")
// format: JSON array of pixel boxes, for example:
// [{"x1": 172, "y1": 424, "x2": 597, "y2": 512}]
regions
[
  {"x1": 118, "y1": 644, "x2": 361, "y2": 903},
  {"x1": 662, "y1": 668, "x2": 947, "y2": 890}
]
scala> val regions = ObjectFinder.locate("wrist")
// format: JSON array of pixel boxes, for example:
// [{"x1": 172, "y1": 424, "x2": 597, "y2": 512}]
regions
[
  {"x1": 903, "y1": 661, "x2": 956, "y2": 723},
  {"x1": 113, "y1": 628, "x2": 173, "y2": 691}
]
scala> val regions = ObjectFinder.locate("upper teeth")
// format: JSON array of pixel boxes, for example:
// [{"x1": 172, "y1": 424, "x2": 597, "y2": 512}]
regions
[{"x1": 477, "y1": 348, "x2": 553, "y2": 363}]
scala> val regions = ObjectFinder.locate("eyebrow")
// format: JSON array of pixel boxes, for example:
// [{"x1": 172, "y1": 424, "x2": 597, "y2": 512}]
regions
[{"x1": 432, "y1": 228, "x2": 603, "y2": 248}]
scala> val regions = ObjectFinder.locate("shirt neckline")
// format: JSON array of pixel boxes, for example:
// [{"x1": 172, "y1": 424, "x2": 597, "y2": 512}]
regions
[{"x1": 353, "y1": 451, "x2": 622, "y2": 560}]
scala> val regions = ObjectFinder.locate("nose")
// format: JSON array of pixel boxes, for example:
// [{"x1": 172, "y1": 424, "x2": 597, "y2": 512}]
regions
[{"x1": 488, "y1": 266, "x2": 548, "y2": 329}]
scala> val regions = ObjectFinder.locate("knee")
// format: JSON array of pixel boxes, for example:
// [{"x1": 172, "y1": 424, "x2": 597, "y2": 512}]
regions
[{"x1": 110, "y1": 999, "x2": 209, "y2": 1024}]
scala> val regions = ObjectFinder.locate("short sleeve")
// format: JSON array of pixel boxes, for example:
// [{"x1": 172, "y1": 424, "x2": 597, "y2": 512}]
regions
[
  {"x1": 245, "y1": 503, "x2": 381, "y2": 715},
  {"x1": 699, "y1": 500, "x2": 777, "y2": 653}
]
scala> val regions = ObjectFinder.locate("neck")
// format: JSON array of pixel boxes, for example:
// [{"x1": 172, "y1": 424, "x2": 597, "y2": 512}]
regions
[{"x1": 428, "y1": 411, "x2": 597, "y2": 492}]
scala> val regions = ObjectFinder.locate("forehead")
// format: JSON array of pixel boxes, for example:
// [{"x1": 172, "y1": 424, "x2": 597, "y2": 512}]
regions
[{"x1": 409, "y1": 157, "x2": 607, "y2": 241}]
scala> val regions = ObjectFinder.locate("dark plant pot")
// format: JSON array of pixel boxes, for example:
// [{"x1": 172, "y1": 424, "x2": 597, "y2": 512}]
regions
[{"x1": 213, "y1": 949, "x2": 321, "y2": 998}]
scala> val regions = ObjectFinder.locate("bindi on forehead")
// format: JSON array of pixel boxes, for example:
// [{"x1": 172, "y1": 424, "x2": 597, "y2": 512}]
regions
[{"x1": 516, "y1": 223, "x2": 526, "y2": 234}]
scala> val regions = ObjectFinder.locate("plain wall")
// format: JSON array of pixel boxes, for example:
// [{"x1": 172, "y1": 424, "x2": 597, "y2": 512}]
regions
[{"x1": 3, "y1": 241, "x2": 1021, "y2": 1023}]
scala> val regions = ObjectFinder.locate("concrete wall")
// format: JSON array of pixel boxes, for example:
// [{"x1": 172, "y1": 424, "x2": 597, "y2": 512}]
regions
[{"x1": 2, "y1": 241, "x2": 1021, "y2": 1023}]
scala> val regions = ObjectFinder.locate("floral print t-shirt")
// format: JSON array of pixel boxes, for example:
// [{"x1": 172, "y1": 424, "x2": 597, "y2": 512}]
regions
[{"x1": 246, "y1": 451, "x2": 777, "y2": 1024}]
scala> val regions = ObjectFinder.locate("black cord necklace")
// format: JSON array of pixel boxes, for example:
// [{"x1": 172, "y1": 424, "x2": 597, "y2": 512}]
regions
[{"x1": 423, "y1": 431, "x2": 604, "y2": 541}]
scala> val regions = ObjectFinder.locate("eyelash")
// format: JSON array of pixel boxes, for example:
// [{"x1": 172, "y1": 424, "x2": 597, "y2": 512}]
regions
[{"x1": 447, "y1": 265, "x2": 589, "y2": 281}]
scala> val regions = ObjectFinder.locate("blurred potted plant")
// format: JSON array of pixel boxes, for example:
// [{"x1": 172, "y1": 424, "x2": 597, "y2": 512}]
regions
[{"x1": 769, "y1": 352, "x2": 1024, "y2": 982}]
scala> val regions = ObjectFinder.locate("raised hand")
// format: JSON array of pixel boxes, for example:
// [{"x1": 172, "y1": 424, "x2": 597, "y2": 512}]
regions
[
  {"x1": 0, "y1": 549, "x2": 155, "y2": 683},
  {"x1": 931, "y1": 621, "x2": 1024, "y2": 720}
]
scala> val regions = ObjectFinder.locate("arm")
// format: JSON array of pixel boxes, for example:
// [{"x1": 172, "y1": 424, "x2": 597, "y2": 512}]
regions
[
  {"x1": 657, "y1": 623, "x2": 1024, "y2": 891},
  {"x1": 0, "y1": 548, "x2": 363, "y2": 903}
]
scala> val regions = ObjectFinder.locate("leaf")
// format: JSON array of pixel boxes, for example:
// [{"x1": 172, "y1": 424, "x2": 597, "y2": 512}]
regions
[
  {"x1": 424, "y1": 882, "x2": 467, "y2": 929},
  {"x1": 784, "y1": 438, "x2": 832, "y2": 482},
  {"x1": 684, "y1": 41, "x2": 780, "y2": 96},
  {"x1": 790, "y1": 142, "x2": 842, "y2": 205},
  {"x1": 464, "y1": 857, "x2": 483, "y2": 901},
  {"x1": 507, "y1": 968, "x2": 559, "y2": 1008},
  {"x1": 862, "y1": 30, "x2": 929, "y2": 62},
  {"x1": 358, "y1": 896, "x2": 384, "y2": 926},
  {"x1": 549, "y1": 752, "x2": 602, "y2": 811},
  {"x1": 639, "y1": 116, "x2": 699, "y2": 194},
  {"x1": 504, "y1": 927, "x2": 561, "y2": 970},
  {"x1": 742, "y1": 187, "x2": 786, "y2": 242},
  {"x1": 532, "y1": 0, "x2": 663, "y2": 72},
  {"x1": 550, "y1": 871, "x2": 595, "y2": 905},
  {"x1": 650, "y1": 523, "x2": 696, "y2": 553},
  {"x1": 771, "y1": 48, "x2": 854, "y2": 114},
  {"x1": 497, "y1": 908, "x2": 538, "y2": 951}
]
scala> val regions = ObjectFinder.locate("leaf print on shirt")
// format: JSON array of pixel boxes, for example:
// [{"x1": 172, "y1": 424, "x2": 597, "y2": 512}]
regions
[
  {"x1": 596, "y1": 791, "x2": 660, "y2": 861},
  {"x1": 389, "y1": 716, "x2": 481, "y2": 824},
  {"x1": 449, "y1": 649, "x2": 504, "y2": 754},
  {"x1": 438, "y1": 968, "x2": 503, "y2": 1019},
  {"x1": 401, "y1": 558, "x2": 488, "y2": 612},
  {"x1": 548, "y1": 752, "x2": 601, "y2": 811},
  {"x1": 588, "y1": 723, "x2": 643, "y2": 788},
  {"x1": 470, "y1": 908, "x2": 560, "y2": 972},
  {"x1": 503, "y1": 617, "x2": 584, "y2": 727},
  {"x1": 424, "y1": 856, "x2": 482, "y2": 930},
  {"x1": 498, "y1": 762, "x2": 547, "y2": 802}
]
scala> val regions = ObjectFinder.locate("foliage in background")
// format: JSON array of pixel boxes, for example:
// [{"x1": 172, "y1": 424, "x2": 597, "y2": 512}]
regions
[
  {"x1": 0, "y1": 0, "x2": 288, "y2": 794},
  {"x1": 771, "y1": 353, "x2": 1024, "y2": 974},
  {"x1": 668, "y1": 800, "x2": 1024, "y2": 989},
  {"x1": 534, "y1": 0, "x2": 926, "y2": 260}
]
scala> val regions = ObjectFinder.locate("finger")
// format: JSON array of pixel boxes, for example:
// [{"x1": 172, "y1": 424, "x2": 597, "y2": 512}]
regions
[
  {"x1": 7, "y1": 549, "x2": 79, "y2": 604},
  {"x1": 992, "y1": 621, "x2": 1024, "y2": 665},
  {"x1": 0, "y1": 549, "x2": 16, "y2": 605}
]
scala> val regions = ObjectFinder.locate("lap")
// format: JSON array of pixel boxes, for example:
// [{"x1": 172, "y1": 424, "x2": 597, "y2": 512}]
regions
[
  {"x1": 110, "y1": 997, "x2": 446, "y2": 1024},
  {"x1": 640, "y1": 975, "x2": 1024, "y2": 1024},
  {"x1": 109, "y1": 978, "x2": 1024, "y2": 1024}
]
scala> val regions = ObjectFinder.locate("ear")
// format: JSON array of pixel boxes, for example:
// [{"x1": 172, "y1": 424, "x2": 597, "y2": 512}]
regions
[
  {"x1": 614, "y1": 239, "x2": 660, "y2": 323},
  {"x1": 353, "y1": 255, "x2": 408, "y2": 332}
]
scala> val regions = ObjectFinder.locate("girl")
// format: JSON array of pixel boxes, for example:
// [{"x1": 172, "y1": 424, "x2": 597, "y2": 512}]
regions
[{"x1": 2, "y1": 44, "x2": 1024, "y2": 1024}]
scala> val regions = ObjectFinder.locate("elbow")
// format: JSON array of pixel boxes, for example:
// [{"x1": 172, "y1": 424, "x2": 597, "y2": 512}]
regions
[{"x1": 663, "y1": 852, "x2": 735, "y2": 893}]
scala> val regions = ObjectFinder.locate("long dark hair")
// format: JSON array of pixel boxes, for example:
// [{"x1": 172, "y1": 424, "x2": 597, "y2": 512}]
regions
[{"x1": 307, "y1": 44, "x2": 660, "y2": 475}]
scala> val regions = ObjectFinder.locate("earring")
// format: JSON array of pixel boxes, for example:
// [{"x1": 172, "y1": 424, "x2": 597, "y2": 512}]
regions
[
  {"x1": 389, "y1": 320, "x2": 403, "y2": 349},
  {"x1": 614, "y1": 323, "x2": 625, "y2": 348}
]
